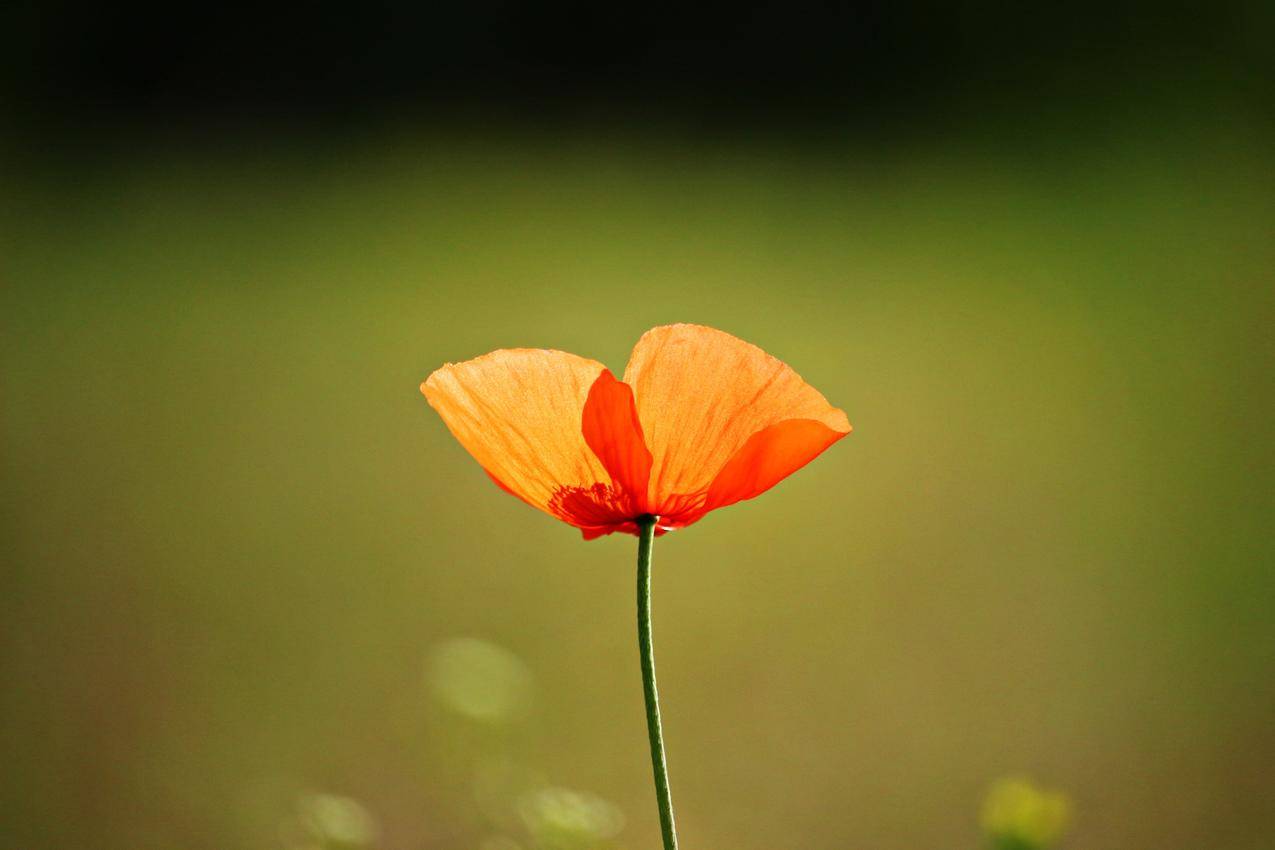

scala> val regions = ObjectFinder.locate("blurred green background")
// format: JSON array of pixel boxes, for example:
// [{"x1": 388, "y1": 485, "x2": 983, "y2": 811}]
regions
[{"x1": 3, "y1": 4, "x2": 1274, "y2": 848}]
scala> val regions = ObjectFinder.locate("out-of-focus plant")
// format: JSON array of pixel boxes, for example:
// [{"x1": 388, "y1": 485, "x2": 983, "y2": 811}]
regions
[
  {"x1": 428, "y1": 637, "x2": 535, "y2": 724},
  {"x1": 285, "y1": 791, "x2": 379, "y2": 850},
  {"x1": 518, "y1": 786, "x2": 625, "y2": 850},
  {"x1": 981, "y1": 777, "x2": 1070, "y2": 850},
  {"x1": 425, "y1": 636, "x2": 625, "y2": 850}
]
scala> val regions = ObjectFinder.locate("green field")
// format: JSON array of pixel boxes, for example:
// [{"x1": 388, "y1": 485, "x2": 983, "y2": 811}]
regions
[{"x1": 3, "y1": 114, "x2": 1273, "y2": 850}]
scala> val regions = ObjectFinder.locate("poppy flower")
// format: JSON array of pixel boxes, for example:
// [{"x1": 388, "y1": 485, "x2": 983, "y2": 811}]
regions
[
  {"x1": 421, "y1": 323, "x2": 851, "y2": 539},
  {"x1": 421, "y1": 323, "x2": 851, "y2": 849}
]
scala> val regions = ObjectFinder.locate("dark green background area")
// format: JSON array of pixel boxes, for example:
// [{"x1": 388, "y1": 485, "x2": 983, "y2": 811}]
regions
[{"x1": 2, "y1": 5, "x2": 1273, "y2": 847}]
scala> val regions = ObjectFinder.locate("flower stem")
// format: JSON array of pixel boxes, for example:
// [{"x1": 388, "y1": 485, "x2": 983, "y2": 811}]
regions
[{"x1": 636, "y1": 514, "x2": 679, "y2": 850}]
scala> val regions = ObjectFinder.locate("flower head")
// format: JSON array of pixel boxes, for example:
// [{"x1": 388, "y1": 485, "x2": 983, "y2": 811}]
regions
[{"x1": 422, "y1": 324, "x2": 851, "y2": 539}]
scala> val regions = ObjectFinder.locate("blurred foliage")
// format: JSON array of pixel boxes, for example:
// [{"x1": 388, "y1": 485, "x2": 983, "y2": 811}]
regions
[
  {"x1": 287, "y1": 792, "x2": 380, "y2": 850},
  {"x1": 517, "y1": 787, "x2": 624, "y2": 850},
  {"x1": 1, "y1": 102, "x2": 1273, "y2": 850},
  {"x1": 982, "y1": 778, "x2": 1070, "y2": 850},
  {"x1": 429, "y1": 637, "x2": 535, "y2": 724}
]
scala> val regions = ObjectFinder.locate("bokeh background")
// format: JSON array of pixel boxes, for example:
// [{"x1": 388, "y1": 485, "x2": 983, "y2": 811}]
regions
[{"x1": 3, "y1": 2, "x2": 1273, "y2": 848}]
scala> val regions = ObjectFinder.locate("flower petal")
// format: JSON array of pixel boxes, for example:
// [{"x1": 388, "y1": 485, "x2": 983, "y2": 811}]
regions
[
  {"x1": 622, "y1": 324, "x2": 851, "y2": 514},
  {"x1": 581, "y1": 370, "x2": 653, "y2": 511},
  {"x1": 422, "y1": 349, "x2": 612, "y2": 518},
  {"x1": 703, "y1": 418, "x2": 849, "y2": 512}
]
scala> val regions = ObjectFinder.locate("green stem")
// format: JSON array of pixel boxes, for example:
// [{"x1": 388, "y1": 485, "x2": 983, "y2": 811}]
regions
[{"x1": 636, "y1": 514, "x2": 679, "y2": 850}]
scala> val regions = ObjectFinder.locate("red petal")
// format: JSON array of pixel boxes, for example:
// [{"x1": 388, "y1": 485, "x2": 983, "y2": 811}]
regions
[
  {"x1": 581, "y1": 370, "x2": 653, "y2": 512},
  {"x1": 703, "y1": 418, "x2": 850, "y2": 513}
]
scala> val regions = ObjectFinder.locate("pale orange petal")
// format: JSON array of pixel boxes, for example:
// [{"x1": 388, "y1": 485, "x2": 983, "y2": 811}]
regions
[
  {"x1": 421, "y1": 349, "x2": 611, "y2": 518},
  {"x1": 622, "y1": 324, "x2": 851, "y2": 514},
  {"x1": 581, "y1": 371, "x2": 653, "y2": 510}
]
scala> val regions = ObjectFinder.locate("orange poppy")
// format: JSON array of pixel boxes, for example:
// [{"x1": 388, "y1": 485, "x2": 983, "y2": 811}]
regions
[{"x1": 421, "y1": 323, "x2": 851, "y2": 539}]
